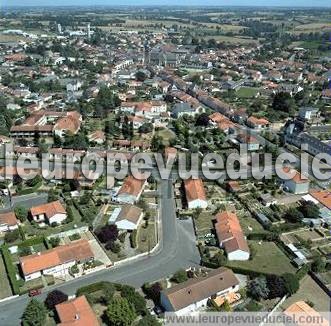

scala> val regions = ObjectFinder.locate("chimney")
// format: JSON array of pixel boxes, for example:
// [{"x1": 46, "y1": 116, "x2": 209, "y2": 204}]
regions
[{"x1": 75, "y1": 314, "x2": 80, "y2": 320}]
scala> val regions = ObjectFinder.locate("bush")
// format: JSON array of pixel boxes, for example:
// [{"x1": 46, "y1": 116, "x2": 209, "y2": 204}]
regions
[
  {"x1": 105, "y1": 241, "x2": 121, "y2": 254},
  {"x1": 49, "y1": 237, "x2": 60, "y2": 248},
  {"x1": 130, "y1": 230, "x2": 137, "y2": 248},
  {"x1": 69, "y1": 233, "x2": 81, "y2": 241},
  {"x1": 1, "y1": 246, "x2": 20, "y2": 294},
  {"x1": 282, "y1": 273, "x2": 299, "y2": 296},
  {"x1": 171, "y1": 270, "x2": 188, "y2": 283},
  {"x1": 44, "y1": 290, "x2": 68, "y2": 310},
  {"x1": 4, "y1": 229, "x2": 20, "y2": 243}
]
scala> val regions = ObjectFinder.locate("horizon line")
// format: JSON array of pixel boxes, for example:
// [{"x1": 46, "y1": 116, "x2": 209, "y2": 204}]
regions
[{"x1": 2, "y1": 4, "x2": 331, "y2": 9}]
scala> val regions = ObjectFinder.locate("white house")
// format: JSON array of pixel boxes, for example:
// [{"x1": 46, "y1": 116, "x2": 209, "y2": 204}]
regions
[
  {"x1": 215, "y1": 210, "x2": 250, "y2": 261},
  {"x1": 109, "y1": 205, "x2": 143, "y2": 230},
  {"x1": 19, "y1": 240, "x2": 94, "y2": 281},
  {"x1": 113, "y1": 176, "x2": 146, "y2": 204},
  {"x1": 30, "y1": 200, "x2": 67, "y2": 226},
  {"x1": 282, "y1": 168, "x2": 310, "y2": 194},
  {"x1": 160, "y1": 267, "x2": 239, "y2": 315},
  {"x1": 0, "y1": 212, "x2": 19, "y2": 232},
  {"x1": 184, "y1": 179, "x2": 208, "y2": 209}
]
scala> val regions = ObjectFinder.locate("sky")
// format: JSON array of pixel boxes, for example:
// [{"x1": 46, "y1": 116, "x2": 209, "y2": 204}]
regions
[{"x1": 2, "y1": 0, "x2": 331, "y2": 8}]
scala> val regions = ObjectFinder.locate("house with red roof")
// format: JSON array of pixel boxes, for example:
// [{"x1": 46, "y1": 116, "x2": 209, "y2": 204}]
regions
[
  {"x1": 184, "y1": 179, "x2": 208, "y2": 209},
  {"x1": 30, "y1": 200, "x2": 67, "y2": 226},
  {"x1": 55, "y1": 295, "x2": 100, "y2": 326},
  {"x1": 215, "y1": 210, "x2": 250, "y2": 261}
]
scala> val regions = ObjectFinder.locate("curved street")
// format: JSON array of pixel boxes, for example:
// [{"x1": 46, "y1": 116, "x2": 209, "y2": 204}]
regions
[{"x1": 0, "y1": 179, "x2": 200, "y2": 326}]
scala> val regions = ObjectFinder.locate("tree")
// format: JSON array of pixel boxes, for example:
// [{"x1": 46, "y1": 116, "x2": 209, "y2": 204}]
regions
[
  {"x1": 219, "y1": 299, "x2": 232, "y2": 312},
  {"x1": 136, "y1": 71, "x2": 147, "y2": 82},
  {"x1": 266, "y1": 275, "x2": 287, "y2": 299},
  {"x1": 106, "y1": 297, "x2": 136, "y2": 326},
  {"x1": 282, "y1": 273, "x2": 299, "y2": 296},
  {"x1": 311, "y1": 256, "x2": 326, "y2": 273},
  {"x1": 4, "y1": 229, "x2": 20, "y2": 243},
  {"x1": 96, "y1": 225, "x2": 119, "y2": 243},
  {"x1": 44, "y1": 290, "x2": 68, "y2": 310},
  {"x1": 195, "y1": 113, "x2": 210, "y2": 126},
  {"x1": 49, "y1": 237, "x2": 60, "y2": 248},
  {"x1": 299, "y1": 201, "x2": 320, "y2": 219},
  {"x1": 14, "y1": 206, "x2": 28, "y2": 222},
  {"x1": 171, "y1": 270, "x2": 188, "y2": 283},
  {"x1": 272, "y1": 92, "x2": 295, "y2": 113},
  {"x1": 210, "y1": 251, "x2": 227, "y2": 267},
  {"x1": 105, "y1": 241, "x2": 121, "y2": 253},
  {"x1": 103, "y1": 283, "x2": 116, "y2": 304},
  {"x1": 22, "y1": 299, "x2": 47, "y2": 326},
  {"x1": 284, "y1": 208, "x2": 304, "y2": 223},
  {"x1": 142, "y1": 282, "x2": 162, "y2": 304},
  {"x1": 137, "y1": 314, "x2": 159, "y2": 326},
  {"x1": 248, "y1": 276, "x2": 270, "y2": 301}
]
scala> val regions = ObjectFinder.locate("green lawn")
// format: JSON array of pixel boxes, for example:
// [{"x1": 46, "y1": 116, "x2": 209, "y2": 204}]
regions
[
  {"x1": 236, "y1": 87, "x2": 260, "y2": 99},
  {"x1": 156, "y1": 128, "x2": 176, "y2": 146},
  {"x1": 0, "y1": 255, "x2": 12, "y2": 299},
  {"x1": 227, "y1": 241, "x2": 296, "y2": 276}
]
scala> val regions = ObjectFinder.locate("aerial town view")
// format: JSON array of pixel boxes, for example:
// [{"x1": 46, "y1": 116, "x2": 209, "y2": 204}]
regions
[{"x1": 0, "y1": 1, "x2": 330, "y2": 325}]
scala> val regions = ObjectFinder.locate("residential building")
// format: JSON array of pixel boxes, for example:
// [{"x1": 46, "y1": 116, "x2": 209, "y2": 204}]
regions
[
  {"x1": 284, "y1": 301, "x2": 329, "y2": 326},
  {"x1": 109, "y1": 204, "x2": 143, "y2": 230},
  {"x1": 246, "y1": 116, "x2": 269, "y2": 130},
  {"x1": 184, "y1": 178, "x2": 208, "y2": 209},
  {"x1": 0, "y1": 212, "x2": 19, "y2": 232},
  {"x1": 55, "y1": 295, "x2": 99, "y2": 326},
  {"x1": 160, "y1": 267, "x2": 239, "y2": 315},
  {"x1": 282, "y1": 168, "x2": 310, "y2": 194},
  {"x1": 19, "y1": 240, "x2": 94, "y2": 281},
  {"x1": 30, "y1": 200, "x2": 67, "y2": 226},
  {"x1": 113, "y1": 176, "x2": 146, "y2": 204},
  {"x1": 215, "y1": 210, "x2": 250, "y2": 261}
]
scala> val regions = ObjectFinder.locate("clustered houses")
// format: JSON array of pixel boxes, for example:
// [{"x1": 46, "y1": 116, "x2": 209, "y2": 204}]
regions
[
  {"x1": 184, "y1": 178, "x2": 208, "y2": 209},
  {"x1": 214, "y1": 210, "x2": 250, "y2": 261},
  {"x1": 117, "y1": 100, "x2": 167, "y2": 118},
  {"x1": 10, "y1": 110, "x2": 82, "y2": 139},
  {"x1": 30, "y1": 200, "x2": 67, "y2": 226},
  {"x1": 19, "y1": 239, "x2": 94, "y2": 281},
  {"x1": 113, "y1": 176, "x2": 147, "y2": 204},
  {"x1": 160, "y1": 267, "x2": 240, "y2": 315}
]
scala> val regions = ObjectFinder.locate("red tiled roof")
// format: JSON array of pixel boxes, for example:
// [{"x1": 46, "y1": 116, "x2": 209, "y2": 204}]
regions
[
  {"x1": 20, "y1": 240, "x2": 94, "y2": 276},
  {"x1": 56, "y1": 295, "x2": 99, "y2": 326},
  {"x1": 184, "y1": 179, "x2": 206, "y2": 203},
  {"x1": 215, "y1": 210, "x2": 249, "y2": 254}
]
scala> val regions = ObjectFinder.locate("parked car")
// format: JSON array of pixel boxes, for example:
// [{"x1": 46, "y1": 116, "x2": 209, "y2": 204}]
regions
[{"x1": 28, "y1": 289, "x2": 41, "y2": 297}]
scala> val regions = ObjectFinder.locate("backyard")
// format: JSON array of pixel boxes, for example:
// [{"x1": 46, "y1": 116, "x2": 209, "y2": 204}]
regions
[{"x1": 227, "y1": 241, "x2": 296, "y2": 276}]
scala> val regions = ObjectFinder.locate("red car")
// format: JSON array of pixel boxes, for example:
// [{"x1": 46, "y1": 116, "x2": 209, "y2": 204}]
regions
[{"x1": 28, "y1": 289, "x2": 41, "y2": 297}]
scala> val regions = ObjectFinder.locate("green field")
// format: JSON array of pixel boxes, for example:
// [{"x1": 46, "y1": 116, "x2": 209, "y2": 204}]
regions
[
  {"x1": 227, "y1": 241, "x2": 296, "y2": 276},
  {"x1": 0, "y1": 255, "x2": 12, "y2": 299},
  {"x1": 236, "y1": 87, "x2": 260, "y2": 99}
]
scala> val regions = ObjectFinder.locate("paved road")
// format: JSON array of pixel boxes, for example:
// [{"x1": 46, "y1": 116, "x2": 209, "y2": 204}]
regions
[
  {"x1": 0, "y1": 193, "x2": 48, "y2": 213},
  {"x1": 0, "y1": 180, "x2": 200, "y2": 325}
]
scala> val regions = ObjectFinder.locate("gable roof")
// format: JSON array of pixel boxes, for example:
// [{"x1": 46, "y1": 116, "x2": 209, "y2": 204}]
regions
[
  {"x1": 184, "y1": 179, "x2": 207, "y2": 203},
  {"x1": 161, "y1": 267, "x2": 239, "y2": 311},
  {"x1": 30, "y1": 200, "x2": 66, "y2": 219},
  {"x1": 56, "y1": 295, "x2": 99, "y2": 326},
  {"x1": 215, "y1": 210, "x2": 249, "y2": 254},
  {"x1": 117, "y1": 176, "x2": 146, "y2": 197},
  {"x1": 20, "y1": 240, "x2": 93, "y2": 276},
  {"x1": 309, "y1": 189, "x2": 331, "y2": 210},
  {"x1": 0, "y1": 212, "x2": 18, "y2": 226},
  {"x1": 284, "y1": 301, "x2": 329, "y2": 326},
  {"x1": 117, "y1": 205, "x2": 143, "y2": 224}
]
